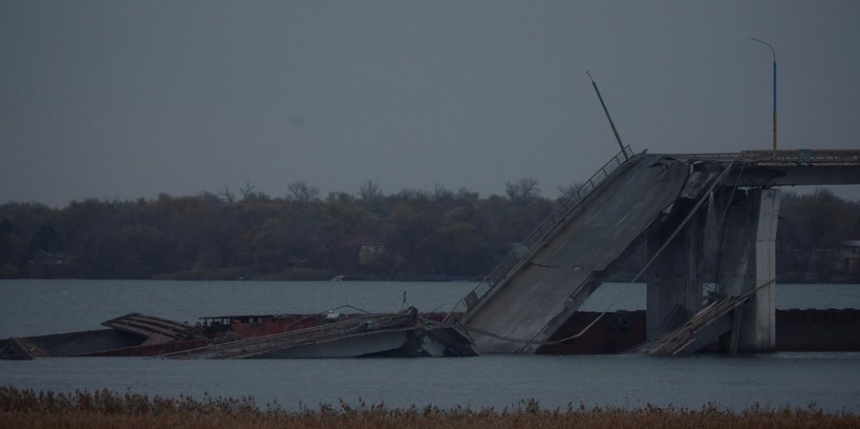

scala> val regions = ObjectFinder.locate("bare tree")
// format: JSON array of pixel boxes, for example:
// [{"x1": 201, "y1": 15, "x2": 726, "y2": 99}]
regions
[
  {"x1": 219, "y1": 185, "x2": 235, "y2": 203},
  {"x1": 358, "y1": 180, "x2": 383, "y2": 202},
  {"x1": 239, "y1": 181, "x2": 257, "y2": 200},
  {"x1": 557, "y1": 182, "x2": 584, "y2": 203},
  {"x1": 287, "y1": 180, "x2": 320, "y2": 203},
  {"x1": 505, "y1": 177, "x2": 540, "y2": 206},
  {"x1": 394, "y1": 188, "x2": 430, "y2": 200},
  {"x1": 433, "y1": 183, "x2": 454, "y2": 201},
  {"x1": 327, "y1": 191, "x2": 355, "y2": 203},
  {"x1": 457, "y1": 187, "x2": 479, "y2": 200}
]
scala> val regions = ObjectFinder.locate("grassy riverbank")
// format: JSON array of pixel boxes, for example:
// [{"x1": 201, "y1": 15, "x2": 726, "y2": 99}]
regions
[{"x1": 2, "y1": 386, "x2": 858, "y2": 428}]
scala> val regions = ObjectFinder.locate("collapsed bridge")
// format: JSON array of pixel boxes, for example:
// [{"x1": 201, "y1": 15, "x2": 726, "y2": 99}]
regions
[{"x1": 446, "y1": 148, "x2": 860, "y2": 355}]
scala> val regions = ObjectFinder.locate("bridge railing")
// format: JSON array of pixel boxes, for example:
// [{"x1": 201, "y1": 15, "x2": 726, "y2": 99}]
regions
[
  {"x1": 742, "y1": 149, "x2": 860, "y2": 164},
  {"x1": 670, "y1": 149, "x2": 860, "y2": 165},
  {"x1": 446, "y1": 146, "x2": 633, "y2": 324}
]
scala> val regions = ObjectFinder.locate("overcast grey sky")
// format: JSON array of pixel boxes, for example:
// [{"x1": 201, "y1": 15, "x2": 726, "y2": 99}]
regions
[{"x1": 2, "y1": 1, "x2": 859, "y2": 207}]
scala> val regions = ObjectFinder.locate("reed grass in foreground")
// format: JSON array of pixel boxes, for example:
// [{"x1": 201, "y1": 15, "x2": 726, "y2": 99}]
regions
[{"x1": 2, "y1": 385, "x2": 859, "y2": 428}]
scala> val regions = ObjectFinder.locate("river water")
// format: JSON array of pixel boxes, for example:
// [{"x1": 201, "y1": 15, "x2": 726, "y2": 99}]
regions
[{"x1": 1, "y1": 280, "x2": 859, "y2": 412}]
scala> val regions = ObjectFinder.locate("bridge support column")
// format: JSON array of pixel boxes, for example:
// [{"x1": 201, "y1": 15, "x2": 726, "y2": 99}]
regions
[
  {"x1": 716, "y1": 188, "x2": 779, "y2": 352},
  {"x1": 646, "y1": 202, "x2": 705, "y2": 341},
  {"x1": 747, "y1": 188, "x2": 779, "y2": 351}
]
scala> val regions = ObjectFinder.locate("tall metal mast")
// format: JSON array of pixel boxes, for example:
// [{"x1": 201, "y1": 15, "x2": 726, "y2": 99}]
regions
[{"x1": 587, "y1": 71, "x2": 629, "y2": 161}]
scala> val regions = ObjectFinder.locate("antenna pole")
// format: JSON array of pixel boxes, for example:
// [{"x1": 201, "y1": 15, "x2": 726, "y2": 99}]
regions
[{"x1": 587, "y1": 71, "x2": 628, "y2": 161}]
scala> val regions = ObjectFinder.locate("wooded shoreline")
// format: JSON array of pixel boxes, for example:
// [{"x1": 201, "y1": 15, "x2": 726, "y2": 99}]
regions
[{"x1": 2, "y1": 186, "x2": 857, "y2": 283}]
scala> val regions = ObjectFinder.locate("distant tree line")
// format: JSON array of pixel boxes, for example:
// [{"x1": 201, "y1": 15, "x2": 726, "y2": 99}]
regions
[
  {"x1": 0, "y1": 182, "x2": 858, "y2": 282},
  {"x1": 777, "y1": 189, "x2": 860, "y2": 282}
]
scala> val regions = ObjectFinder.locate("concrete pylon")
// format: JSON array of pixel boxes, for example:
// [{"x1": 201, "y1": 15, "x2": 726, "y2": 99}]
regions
[
  {"x1": 715, "y1": 188, "x2": 780, "y2": 351},
  {"x1": 746, "y1": 188, "x2": 779, "y2": 350}
]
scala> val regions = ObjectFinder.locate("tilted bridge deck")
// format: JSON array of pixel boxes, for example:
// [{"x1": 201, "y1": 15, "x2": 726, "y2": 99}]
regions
[
  {"x1": 452, "y1": 150, "x2": 693, "y2": 353},
  {"x1": 450, "y1": 148, "x2": 860, "y2": 354}
]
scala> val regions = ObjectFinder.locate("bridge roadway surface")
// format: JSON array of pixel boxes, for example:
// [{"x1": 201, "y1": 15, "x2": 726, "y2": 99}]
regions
[
  {"x1": 458, "y1": 149, "x2": 860, "y2": 354},
  {"x1": 462, "y1": 154, "x2": 691, "y2": 353}
]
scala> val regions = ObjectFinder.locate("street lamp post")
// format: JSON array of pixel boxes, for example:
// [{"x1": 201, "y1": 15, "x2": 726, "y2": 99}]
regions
[{"x1": 751, "y1": 37, "x2": 777, "y2": 158}]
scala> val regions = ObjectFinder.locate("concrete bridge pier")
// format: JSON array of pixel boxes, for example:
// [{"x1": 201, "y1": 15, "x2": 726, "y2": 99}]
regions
[
  {"x1": 750, "y1": 189, "x2": 780, "y2": 351},
  {"x1": 645, "y1": 187, "x2": 780, "y2": 353},
  {"x1": 716, "y1": 188, "x2": 780, "y2": 351}
]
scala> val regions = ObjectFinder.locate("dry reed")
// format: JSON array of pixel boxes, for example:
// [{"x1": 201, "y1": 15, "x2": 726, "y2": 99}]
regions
[{"x1": 2, "y1": 385, "x2": 858, "y2": 428}]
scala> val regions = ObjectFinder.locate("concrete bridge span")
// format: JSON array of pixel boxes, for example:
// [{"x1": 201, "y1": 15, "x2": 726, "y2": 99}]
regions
[{"x1": 449, "y1": 149, "x2": 860, "y2": 355}]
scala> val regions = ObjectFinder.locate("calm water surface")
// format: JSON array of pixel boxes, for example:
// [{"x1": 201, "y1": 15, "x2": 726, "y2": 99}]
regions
[{"x1": 1, "y1": 280, "x2": 859, "y2": 411}]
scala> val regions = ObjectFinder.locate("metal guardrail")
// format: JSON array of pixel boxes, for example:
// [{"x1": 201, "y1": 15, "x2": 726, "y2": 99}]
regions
[
  {"x1": 744, "y1": 149, "x2": 860, "y2": 164},
  {"x1": 670, "y1": 149, "x2": 860, "y2": 165},
  {"x1": 446, "y1": 146, "x2": 633, "y2": 323}
]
